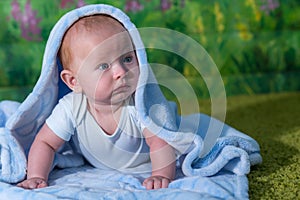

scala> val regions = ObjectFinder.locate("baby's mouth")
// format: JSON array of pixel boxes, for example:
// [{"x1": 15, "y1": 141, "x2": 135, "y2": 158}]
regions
[{"x1": 113, "y1": 83, "x2": 130, "y2": 94}]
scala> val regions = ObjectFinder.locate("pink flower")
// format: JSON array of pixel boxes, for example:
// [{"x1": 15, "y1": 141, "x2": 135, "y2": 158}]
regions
[
  {"x1": 124, "y1": 0, "x2": 144, "y2": 13},
  {"x1": 11, "y1": 0, "x2": 42, "y2": 41},
  {"x1": 11, "y1": 0, "x2": 21, "y2": 21},
  {"x1": 60, "y1": 0, "x2": 85, "y2": 9},
  {"x1": 60, "y1": 0, "x2": 75, "y2": 9},
  {"x1": 260, "y1": 0, "x2": 280, "y2": 15},
  {"x1": 76, "y1": 0, "x2": 86, "y2": 8},
  {"x1": 160, "y1": 0, "x2": 172, "y2": 12}
]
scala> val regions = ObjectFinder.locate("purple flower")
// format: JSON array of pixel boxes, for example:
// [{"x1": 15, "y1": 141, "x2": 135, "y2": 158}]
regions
[
  {"x1": 76, "y1": 0, "x2": 86, "y2": 8},
  {"x1": 260, "y1": 0, "x2": 280, "y2": 15},
  {"x1": 60, "y1": 0, "x2": 85, "y2": 9},
  {"x1": 60, "y1": 0, "x2": 75, "y2": 9},
  {"x1": 124, "y1": 0, "x2": 144, "y2": 13},
  {"x1": 160, "y1": 0, "x2": 172, "y2": 12},
  {"x1": 11, "y1": 0, "x2": 21, "y2": 21},
  {"x1": 11, "y1": 0, "x2": 42, "y2": 41}
]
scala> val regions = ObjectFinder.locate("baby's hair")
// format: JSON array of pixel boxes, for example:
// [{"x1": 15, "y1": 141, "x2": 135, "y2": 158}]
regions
[{"x1": 58, "y1": 14, "x2": 125, "y2": 70}]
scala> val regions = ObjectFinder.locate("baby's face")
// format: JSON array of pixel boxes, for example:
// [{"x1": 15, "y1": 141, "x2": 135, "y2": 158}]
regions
[{"x1": 71, "y1": 24, "x2": 139, "y2": 106}]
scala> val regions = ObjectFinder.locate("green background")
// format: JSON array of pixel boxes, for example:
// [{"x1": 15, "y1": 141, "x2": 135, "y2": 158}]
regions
[{"x1": 0, "y1": 0, "x2": 299, "y2": 101}]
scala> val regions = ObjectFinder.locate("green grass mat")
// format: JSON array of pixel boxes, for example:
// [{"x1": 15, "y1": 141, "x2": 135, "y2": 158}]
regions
[{"x1": 203, "y1": 92, "x2": 300, "y2": 199}]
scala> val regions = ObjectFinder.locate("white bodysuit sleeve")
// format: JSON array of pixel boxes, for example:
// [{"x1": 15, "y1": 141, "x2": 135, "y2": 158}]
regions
[{"x1": 46, "y1": 94, "x2": 76, "y2": 141}]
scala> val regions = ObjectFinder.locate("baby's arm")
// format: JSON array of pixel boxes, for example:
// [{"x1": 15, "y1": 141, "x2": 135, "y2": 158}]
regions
[
  {"x1": 17, "y1": 124, "x2": 65, "y2": 189},
  {"x1": 143, "y1": 129, "x2": 176, "y2": 190}
]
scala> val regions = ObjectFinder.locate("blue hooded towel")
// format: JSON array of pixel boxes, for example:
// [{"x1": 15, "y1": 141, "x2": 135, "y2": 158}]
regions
[{"x1": 0, "y1": 4, "x2": 262, "y2": 199}]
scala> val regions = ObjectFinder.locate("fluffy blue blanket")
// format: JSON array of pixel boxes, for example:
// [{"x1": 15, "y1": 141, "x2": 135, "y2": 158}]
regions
[{"x1": 0, "y1": 4, "x2": 262, "y2": 199}]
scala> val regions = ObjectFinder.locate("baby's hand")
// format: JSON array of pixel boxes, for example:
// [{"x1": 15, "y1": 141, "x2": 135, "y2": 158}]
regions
[
  {"x1": 17, "y1": 177, "x2": 48, "y2": 189},
  {"x1": 143, "y1": 175, "x2": 171, "y2": 190}
]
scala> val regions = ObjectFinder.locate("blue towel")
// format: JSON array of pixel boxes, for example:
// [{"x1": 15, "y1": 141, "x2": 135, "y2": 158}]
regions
[{"x1": 0, "y1": 4, "x2": 262, "y2": 199}]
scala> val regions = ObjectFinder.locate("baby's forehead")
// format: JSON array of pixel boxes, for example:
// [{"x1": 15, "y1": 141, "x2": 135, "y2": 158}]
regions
[
  {"x1": 85, "y1": 31, "x2": 135, "y2": 62},
  {"x1": 72, "y1": 15, "x2": 126, "y2": 37}
]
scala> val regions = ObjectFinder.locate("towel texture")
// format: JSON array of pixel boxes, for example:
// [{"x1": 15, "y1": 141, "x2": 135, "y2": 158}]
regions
[{"x1": 0, "y1": 4, "x2": 261, "y2": 199}]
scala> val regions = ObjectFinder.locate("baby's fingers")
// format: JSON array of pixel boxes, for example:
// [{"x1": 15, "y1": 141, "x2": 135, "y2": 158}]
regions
[
  {"x1": 36, "y1": 180, "x2": 48, "y2": 188},
  {"x1": 17, "y1": 178, "x2": 47, "y2": 189},
  {"x1": 143, "y1": 178, "x2": 154, "y2": 190},
  {"x1": 17, "y1": 181, "x2": 36, "y2": 189},
  {"x1": 143, "y1": 176, "x2": 171, "y2": 190},
  {"x1": 152, "y1": 177, "x2": 169, "y2": 189},
  {"x1": 160, "y1": 178, "x2": 170, "y2": 188}
]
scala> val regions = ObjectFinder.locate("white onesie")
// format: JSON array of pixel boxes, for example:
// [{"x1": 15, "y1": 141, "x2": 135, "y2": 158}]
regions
[{"x1": 46, "y1": 92, "x2": 152, "y2": 173}]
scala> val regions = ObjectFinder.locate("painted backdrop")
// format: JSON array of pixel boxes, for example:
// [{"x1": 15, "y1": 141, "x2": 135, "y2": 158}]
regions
[{"x1": 0, "y1": 0, "x2": 299, "y2": 100}]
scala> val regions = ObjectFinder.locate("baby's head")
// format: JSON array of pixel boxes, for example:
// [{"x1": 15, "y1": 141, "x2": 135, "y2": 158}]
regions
[
  {"x1": 58, "y1": 14, "x2": 139, "y2": 104},
  {"x1": 59, "y1": 15, "x2": 127, "y2": 71}
]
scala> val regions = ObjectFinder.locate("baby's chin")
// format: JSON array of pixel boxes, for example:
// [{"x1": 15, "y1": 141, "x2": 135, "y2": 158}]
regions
[{"x1": 110, "y1": 91, "x2": 134, "y2": 105}]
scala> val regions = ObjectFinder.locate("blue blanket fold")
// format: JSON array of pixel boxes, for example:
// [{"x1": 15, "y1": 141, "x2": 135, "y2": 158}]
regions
[
  {"x1": 0, "y1": 101, "x2": 26, "y2": 183},
  {"x1": 0, "y1": 166, "x2": 249, "y2": 199},
  {"x1": 0, "y1": 4, "x2": 262, "y2": 199}
]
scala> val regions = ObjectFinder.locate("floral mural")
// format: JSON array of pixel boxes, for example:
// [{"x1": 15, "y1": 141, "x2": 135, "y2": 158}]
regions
[
  {"x1": 10, "y1": 0, "x2": 42, "y2": 41},
  {"x1": 0, "y1": 0, "x2": 299, "y2": 100}
]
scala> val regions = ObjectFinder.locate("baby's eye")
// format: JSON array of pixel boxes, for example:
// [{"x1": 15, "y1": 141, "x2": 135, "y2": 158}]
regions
[
  {"x1": 122, "y1": 55, "x2": 133, "y2": 64},
  {"x1": 98, "y1": 63, "x2": 110, "y2": 71}
]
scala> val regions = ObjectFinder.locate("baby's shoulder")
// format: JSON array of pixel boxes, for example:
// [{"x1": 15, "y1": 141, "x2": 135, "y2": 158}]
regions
[{"x1": 59, "y1": 92, "x2": 83, "y2": 105}]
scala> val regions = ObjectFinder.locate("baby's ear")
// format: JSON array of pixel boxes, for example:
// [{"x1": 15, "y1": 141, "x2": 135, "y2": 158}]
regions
[{"x1": 60, "y1": 69, "x2": 82, "y2": 93}]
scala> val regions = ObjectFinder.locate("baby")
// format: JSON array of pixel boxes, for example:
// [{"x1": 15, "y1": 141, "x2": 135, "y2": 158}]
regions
[{"x1": 17, "y1": 14, "x2": 176, "y2": 190}]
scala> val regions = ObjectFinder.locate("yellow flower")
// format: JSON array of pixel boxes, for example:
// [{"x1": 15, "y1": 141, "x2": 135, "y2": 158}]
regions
[
  {"x1": 196, "y1": 16, "x2": 207, "y2": 45},
  {"x1": 196, "y1": 16, "x2": 204, "y2": 33},
  {"x1": 236, "y1": 23, "x2": 247, "y2": 31},
  {"x1": 245, "y1": 0, "x2": 255, "y2": 7},
  {"x1": 255, "y1": 10, "x2": 261, "y2": 21},
  {"x1": 245, "y1": 0, "x2": 261, "y2": 21},
  {"x1": 218, "y1": 24, "x2": 225, "y2": 33},
  {"x1": 239, "y1": 31, "x2": 253, "y2": 41},
  {"x1": 214, "y1": 2, "x2": 224, "y2": 32},
  {"x1": 236, "y1": 23, "x2": 253, "y2": 41}
]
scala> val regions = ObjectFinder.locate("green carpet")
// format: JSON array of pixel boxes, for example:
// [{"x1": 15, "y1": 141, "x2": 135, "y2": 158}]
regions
[{"x1": 199, "y1": 92, "x2": 300, "y2": 199}]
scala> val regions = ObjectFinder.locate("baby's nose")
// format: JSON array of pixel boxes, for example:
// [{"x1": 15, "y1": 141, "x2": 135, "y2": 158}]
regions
[{"x1": 112, "y1": 61, "x2": 127, "y2": 79}]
